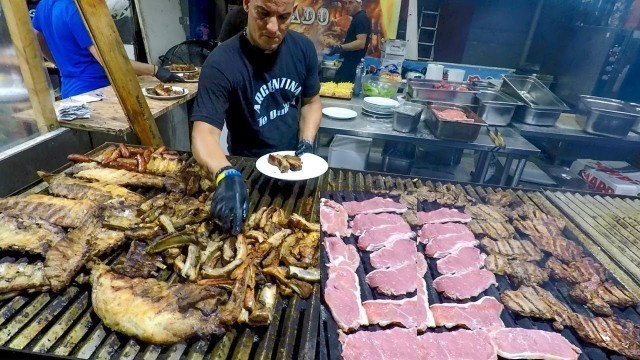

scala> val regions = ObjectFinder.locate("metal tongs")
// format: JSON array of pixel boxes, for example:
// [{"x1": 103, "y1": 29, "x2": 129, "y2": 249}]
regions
[{"x1": 487, "y1": 126, "x2": 506, "y2": 151}]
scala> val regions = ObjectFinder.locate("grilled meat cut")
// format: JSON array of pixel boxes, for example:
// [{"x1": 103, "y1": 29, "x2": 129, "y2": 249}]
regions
[
  {"x1": 569, "y1": 280, "x2": 638, "y2": 316},
  {"x1": 468, "y1": 220, "x2": 515, "y2": 240},
  {"x1": 0, "y1": 214, "x2": 65, "y2": 255},
  {"x1": 528, "y1": 235, "x2": 584, "y2": 263},
  {"x1": 73, "y1": 165, "x2": 166, "y2": 188},
  {"x1": 44, "y1": 221, "x2": 91, "y2": 292},
  {"x1": 508, "y1": 204, "x2": 566, "y2": 229},
  {"x1": 567, "y1": 313, "x2": 640, "y2": 359},
  {"x1": 413, "y1": 184, "x2": 475, "y2": 207},
  {"x1": 545, "y1": 257, "x2": 606, "y2": 284},
  {"x1": 88, "y1": 226, "x2": 127, "y2": 258},
  {"x1": 500, "y1": 285, "x2": 572, "y2": 330},
  {"x1": 91, "y1": 265, "x2": 227, "y2": 345},
  {"x1": 40, "y1": 172, "x2": 146, "y2": 206},
  {"x1": 490, "y1": 328, "x2": 581, "y2": 360},
  {"x1": 268, "y1": 154, "x2": 302, "y2": 173},
  {"x1": 0, "y1": 262, "x2": 50, "y2": 295},
  {"x1": 514, "y1": 219, "x2": 563, "y2": 238},
  {"x1": 0, "y1": 194, "x2": 97, "y2": 228},
  {"x1": 485, "y1": 191, "x2": 521, "y2": 208},
  {"x1": 480, "y1": 238, "x2": 543, "y2": 262},
  {"x1": 485, "y1": 254, "x2": 549, "y2": 286},
  {"x1": 466, "y1": 204, "x2": 508, "y2": 222},
  {"x1": 112, "y1": 241, "x2": 161, "y2": 279}
]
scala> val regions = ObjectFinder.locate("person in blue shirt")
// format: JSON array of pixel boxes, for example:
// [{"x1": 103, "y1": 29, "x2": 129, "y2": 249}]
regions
[{"x1": 32, "y1": 0, "x2": 181, "y2": 99}]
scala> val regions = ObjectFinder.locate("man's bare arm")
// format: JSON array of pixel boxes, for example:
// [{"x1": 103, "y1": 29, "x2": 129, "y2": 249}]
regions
[
  {"x1": 299, "y1": 94, "x2": 322, "y2": 142},
  {"x1": 191, "y1": 121, "x2": 232, "y2": 176},
  {"x1": 341, "y1": 34, "x2": 367, "y2": 51},
  {"x1": 88, "y1": 45, "x2": 155, "y2": 76},
  {"x1": 35, "y1": 30, "x2": 55, "y2": 64}
]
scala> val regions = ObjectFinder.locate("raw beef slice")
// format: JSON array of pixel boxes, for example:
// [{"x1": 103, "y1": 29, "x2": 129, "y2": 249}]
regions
[
  {"x1": 417, "y1": 329, "x2": 497, "y2": 360},
  {"x1": 417, "y1": 208, "x2": 472, "y2": 225},
  {"x1": 369, "y1": 239, "x2": 417, "y2": 269},
  {"x1": 363, "y1": 297, "x2": 419, "y2": 328},
  {"x1": 436, "y1": 246, "x2": 486, "y2": 274},
  {"x1": 340, "y1": 327, "x2": 418, "y2": 360},
  {"x1": 425, "y1": 234, "x2": 479, "y2": 258},
  {"x1": 417, "y1": 276, "x2": 436, "y2": 330},
  {"x1": 357, "y1": 222, "x2": 415, "y2": 251},
  {"x1": 324, "y1": 237, "x2": 360, "y2": 271},
  {"x1": 418, "y1": 222, "x2": 473, "y2": 244},
  {"x1": 320, "y1": 198, "x2": 350, "y2": 237},
  {"x1": 366, "y1": 261, "x2": 418, "y2": 296},
  {"x1": 342, "y1": 197, "x2": 407, "y2": 216},
  {"x1": 430, "y1": 296, "x2": 504, "y2": 331},
  {"x1": 491, "y1": 328, "x2": 581, "y2": 360},
  {"x1": 433, "y1": 269, "x2": 497, "y2": 300},
  {"x1": 350, "y1": 213, "x2": 404, "y2": 236},
  {"x1": 324, "y1": 266, "x2": 368, "y2": 331}
]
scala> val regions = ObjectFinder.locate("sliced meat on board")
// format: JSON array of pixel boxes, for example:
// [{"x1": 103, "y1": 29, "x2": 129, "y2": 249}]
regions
[
  {"x1": 417, "y1": 329, "x2": 497, "y2": 360},
  {"x1": 342, "y1": 197, "x2": 407, "y2": 216},
  {"x1": 366, "y1": 260, "x2": 418, "y2": 296},
  {"x1": 433, "y1": 269, "x2": 497, "y2": 300},
  {"x1": 418, "y1": 222, "x2": 474, "y2": 244},
  {"x1": 491, "y1": 328, "x2": 581, "y2": 360},
  {"x1": 324, "y1": 266, "x2": 368, "y2": 331},
  {"x1": 357, "y1": 223, "x2": 415, "y2": 251},
  {"x1": 324, "y1": 237, "x2": 360, "y2": 271},
  {"x1": 430, "y1": 296, "x2": 504, "y2": 331},
  {"x1": 425, "y1": 235, "x2": 479, "y2": 258},
  {"x1": 416, "y1": 208, "x2": 472, "y2": 225},
  {"x1": 339, "y1": 327, "x2": 418, "y2": 360},
  {"x1": 320, "y1": 198, "x2": 350, "y2": 237},
  {"x1": 350, "y1": 213, "x2": 404, "y2": 236},
  {"x1": 436, "y1": 246, "x2": 486, "y2": 274},
  {"x1": 369, "y1": 239, "x2": 417, "y2": 269},
  {"x1": 362, "y1": 297, "x2": 419, "y2": 328}
]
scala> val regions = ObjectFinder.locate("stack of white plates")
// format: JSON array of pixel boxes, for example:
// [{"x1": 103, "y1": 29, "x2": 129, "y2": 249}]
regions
[{"x1": 362, "y1": 97, "x2": 400, "y2": 118}]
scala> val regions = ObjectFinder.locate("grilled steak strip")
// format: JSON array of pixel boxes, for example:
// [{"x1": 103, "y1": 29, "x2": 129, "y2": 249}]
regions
[
  {"x1": 485, "y1": 254, "x2": 549, "y2": 286},
  {"x1": 480, "y1": 237, "x2": 543, "y2": 262},
  {"x1": 0, "y1": 194, "x2": 97, "y2": 228},
  {"x1": 568, "y1": 313, "x2": 640, "y2": 359},
  {"x1": 500, "y1": 285, "x2": 572, "y2": 330}
]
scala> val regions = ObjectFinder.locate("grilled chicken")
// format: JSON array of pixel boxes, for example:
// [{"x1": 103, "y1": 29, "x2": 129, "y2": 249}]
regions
[
  {"x1": 485, "y1": 191, "x2": 521, "y2": 208},
  {"x1": 528, "y1": 235, "x2": 584, "y2": 263},
  {"x1": 485, "y1": 254, "x2": 549, "y2": 286},
  {"x1": 480, "y1": 238, "x2": 544, "y2": 262},
  {"x1": 72, "y1": 164, "x2": 165, "y2": 188},
  {"x1": 91, "y1": 264, "x2": 227, "y2": 345},
  {"x1": 0, "y1": 214, "x2": 65, "y2": 255},
  {"x1": 546, "y1": 257, "x2": 606, "y2": 284},
  {"x1": 468, "y1": 220, "x2": 515, "y2": 240},
  {"x1": 44, "y1": 221, "x2": 92, "y2": 292},
  {"x1": 569, "y1": 280, "x2": 638, "y2": 316},
  {"x1": 466, "y1": 204, "x2": 508, "y2": 222},
  {"x1": 501, "y1": 285, "x2": 572, "y2": 330},
  {"x1": 0, "y1": 262, "x2": 50, "y2": 295},
  {"x1": 0, "y1": 194, "x2": 97, "y2": 228},
  {"x1": 567, "y1": 313, "x2": 640, "y2": 359},
  {"x1": 40, "y1": 172, "x2": 146, "y2": 206}
]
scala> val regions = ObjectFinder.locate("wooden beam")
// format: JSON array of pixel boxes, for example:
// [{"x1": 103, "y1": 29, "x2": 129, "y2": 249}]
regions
[
  {"x1": 74, "y1": 0, "x2": 163, "y2": 147},
  {"x1": 0, "y1": 0, "x2": 58, "y2": 133}
]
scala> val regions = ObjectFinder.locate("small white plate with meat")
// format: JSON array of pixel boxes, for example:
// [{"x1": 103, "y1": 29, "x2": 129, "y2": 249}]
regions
[
  {"x1": 142, "y1": 85, "x2": 189, "y2": 100},
  {"x1": 256, "y1": 151, "x2": 328, "y2": 181}
]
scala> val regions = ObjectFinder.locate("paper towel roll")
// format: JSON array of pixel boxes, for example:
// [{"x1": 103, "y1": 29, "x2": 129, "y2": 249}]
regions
[{"x1": 425, "y1": 64, "x2": 444, "y2": 80}]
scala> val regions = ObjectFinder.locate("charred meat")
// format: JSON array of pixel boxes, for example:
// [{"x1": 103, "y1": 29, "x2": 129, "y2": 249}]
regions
[
  {"x1": 545, "y1": 257, "x2": 606, "y2": 284},
  {"x1": 480, "y1": 238, "x2": 544, "y2": 262},
  {"x1": 73, "y1": 166, "x2": 166, "y2": 188},
  {"x1": 0, "y1": 214, "x2": 65, "y2": 255},
  {"x1": 485, "y1": 191, "x2": 521, "y2": 208},
  {"x1": 268, "y1": 154, "x2": 302, "y2": 173},
  {"x1": 468, "y1": 220, "x2": 515, "y2": 240},
  {"x1": 528, "y1": 235, "x2": 584, "y2": 263},
  {"x1": 40, "y1": 172, "x2": 146, "y2": 206},
  {"x1": 0, "y1": 194, "x2": 97, "y2": 228},
  {"x1": 569, "y1": 280, "x2": 638, "y2": 316},
  {"x1": 514, "y1": 219, "x2": 564, "y2": 238},
  {"x1": 485, "y1": 254, "x2": 549, "y2": 286},
  {"x1": 500, "y1": 285, "x2": 572, "y2": 330},
  {"x1": 567, "y1": 313, "x2": 640, "y2": 359},
  {"x1": 466, "y1": 204, "x2": 508, "y2": 222},
  {"x1": 44, "y1": 221, "x2": 91, "y2": 292},
  {"x1": 112, "y1": 241, "x2": 161, "y2": 279}
]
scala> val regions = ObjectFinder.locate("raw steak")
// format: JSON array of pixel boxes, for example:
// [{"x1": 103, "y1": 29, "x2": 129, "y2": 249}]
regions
[
  {"x1": 342, "y1": 197, "x2": 407, "y2": 216},
  {"x1": 417, "y1": 276, "x2": 436, "y2": 330},
  {"x1": 491, "y1": 328, "x2": 581, "y2": 360},
  {"x1": 433, "y1": 269, "x2": 497, "y2": 300},
  {"x1": 425, "y1": 235, "x2": 479, "y2": 258},
  {"x1": 417, "y1": 330, "x2": 497, "y2": 360},
  {"x1": 357, "y1": 223, "x2": 415, "y2": 251},
  {"x1": 363, "y1": 297, "x2": 419, "y2": 328},
  {"x1": 366, "y1": 261, "x2": 418, "y2": 296},
  {"x1": 339, "y1": 327, "x2": 418, "y2": 360},
  {"x1": 430, "y1": 296, "x2": 504, "y2": 331},
  {"x1": 369, "y1": 239, "x2": 416, "y2": 269},
  {"x1": 324, "y1": 237, "x2": 360, "y2": 271},
  {"x1": 436, "y1": 246, "x2": 486, "y2": 274},
  {"x1": 350, "y1": 213, "x2": 404, "y2": 236},
  {"x1": 418, "y1": 222, "x2": 473, "y2": 244},
  {"x1": 324, "y1": 266, "x2": 368, "y2": 331},
  {"x1": 320, "y1": 199, "x2": 350, "y2": 237},
  {"x1": 417, "y1": 253, "x2": 428, "y2": 277},
  {"x1": 417, "y1": 208, "x2": 472, "y2": 225}
]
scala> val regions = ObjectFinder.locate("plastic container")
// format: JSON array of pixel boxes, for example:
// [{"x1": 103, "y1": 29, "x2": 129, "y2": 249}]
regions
[
  {"x1": 328, "y1": 135, "x2": 372, "y2": 171},
  {"x1": 361, "y1": 75, "x2": 402, "y2": 98},
  {"x1": 447, "y1": 69, "x2": 466, "y2": 82}
]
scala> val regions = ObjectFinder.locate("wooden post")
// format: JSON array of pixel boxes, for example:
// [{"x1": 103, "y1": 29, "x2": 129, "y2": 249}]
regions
[
  {"x1": 74, "y1": 0, "x2": 163, "y2": 147},
  {"x1": 0, "y1": 0, "x2": 58, "y2": 133}
]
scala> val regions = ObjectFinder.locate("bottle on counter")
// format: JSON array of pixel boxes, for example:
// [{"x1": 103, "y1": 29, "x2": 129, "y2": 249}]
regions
[{"x1": 353, "y1": 59, "x2": 365, "y2": 96}]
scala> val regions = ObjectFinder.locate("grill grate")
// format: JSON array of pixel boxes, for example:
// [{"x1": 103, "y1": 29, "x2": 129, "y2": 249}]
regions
[
  {"x1": 0, "y1": 144, "x2": 321, "y2": 360},
  {"x1": 319, "y1": 168, "x2": 640, "y2": 360}
]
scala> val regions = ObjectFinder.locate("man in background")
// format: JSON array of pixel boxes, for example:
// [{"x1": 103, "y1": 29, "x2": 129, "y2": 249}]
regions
[
  {"x1": 331, "y1": 0, "x2": 371, "y2": 82},
  {"x1": 217, "y1": 5, "x2": 248, "y2": 43}
]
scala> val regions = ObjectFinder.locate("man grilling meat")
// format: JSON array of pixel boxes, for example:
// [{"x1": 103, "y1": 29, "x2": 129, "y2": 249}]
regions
[
  {"x1": 330, "y1": 0, "x2": 372, "y2": 82},
  {"x1": 190, "y1": 0, "x2": 322, "y2": 234}
]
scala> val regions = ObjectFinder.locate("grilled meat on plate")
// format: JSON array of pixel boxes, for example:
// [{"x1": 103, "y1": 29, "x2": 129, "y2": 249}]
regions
[
  {"x1": 500, "y1": 285, "x2": 572, "y2": 330},
  {"x1": 0, "y1": 194, "x2": 97, "y2": 228},
  {"x1": 268, "y1": 154, "x2": 302, "y2": 173},
  {"x1": 0, "y1": 214, "x2": 65, "y2": 255}
]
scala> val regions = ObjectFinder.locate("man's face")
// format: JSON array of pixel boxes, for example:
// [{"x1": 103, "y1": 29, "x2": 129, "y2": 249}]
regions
[
  {"x1": 244, "y1": 0, "x2": 296, "y2": 52},
  {"x1": 344, "y1": 0, "x2": 359, "y2": 15}
]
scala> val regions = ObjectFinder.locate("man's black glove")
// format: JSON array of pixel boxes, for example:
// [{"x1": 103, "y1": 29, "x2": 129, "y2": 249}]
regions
[
  {"x1": 295, "y1": 139, "x2": 314, "y2": 156},
  {"x1": 328, "y1": 44, "x2": 342, "y2": 56},
  {"x1": 210, "y1": 168, "x2": 248, "y2": 235},
  {"x1": 155, "y1": 66, "x2": 184, "y2": 83}
]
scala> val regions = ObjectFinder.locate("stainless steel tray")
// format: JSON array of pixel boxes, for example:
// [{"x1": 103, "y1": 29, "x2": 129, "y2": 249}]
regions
[
  {"x1": 476, "y1": 90, "x2": 522, "y2": 126},
  {"x1": 424, "y1": 104, "x2": 485, "y2": 142},
  {"x1": 405, "y1": 94, "x2": 479, "y2": 112},
  {"x1": 576, "y1": 95, "x2": 640, "y2": 138},
  {"x1": 407, "y1": 79, "x2": 477, "y2": 105},
  {"x1": 500, "y1": 75, "x2": 568, "y2": 126}
]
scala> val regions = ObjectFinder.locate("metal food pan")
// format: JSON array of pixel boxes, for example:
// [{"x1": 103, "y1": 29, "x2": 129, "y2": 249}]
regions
[
  {"x1": 500, "y1": 75, "x2": 569, "y2": 110},
  {"x1": 630, "y1": 103, "x2": 640, "y2": 133},
  {"x1": 405, "y1": 94, "x2": 479, "y2": 112},
  {"x1": 576, "y1": 95, "x2": 640, "y2": 138},
  {"x1": 407, "y1": 79, "x2": 477, "y2": 105},
  {"x1": 476, "y1": 90, "x2": 522, "y2": 126},
  {"x1": 425, "y1": 104, "x2": 485, "y2": 142}
]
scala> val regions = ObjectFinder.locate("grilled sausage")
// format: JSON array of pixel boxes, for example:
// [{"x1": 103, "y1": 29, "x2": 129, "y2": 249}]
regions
[
  {"x1": 102, "y1": 148, "x2": 121, "y2": 165},
  {"x1": 136, "y1": 154, "x2": 147, "y2": 173},
  {"x1": 118, "y1": 143, "x2": 130, "y2": 158},
  {"x1": 143, "y1": 149, "x2": 152, "y2": 163},
  {"x1": 127, "y1": 146, "x2": 146, "y2": 155},
  {"x1": 153, "y1": 146, "x2": 166, "y2": 155},
  {"x1": 107, "y1": 159, "x2": 138, "y2": 172},
  {"x1": 67, "y1": 154, "x2": 92, "y2": 163}
]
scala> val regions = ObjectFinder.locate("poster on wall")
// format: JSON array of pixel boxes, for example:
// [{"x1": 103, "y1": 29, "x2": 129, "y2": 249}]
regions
[{"x1": 290, "y1": 0, "x2": 404, "y2": 57}]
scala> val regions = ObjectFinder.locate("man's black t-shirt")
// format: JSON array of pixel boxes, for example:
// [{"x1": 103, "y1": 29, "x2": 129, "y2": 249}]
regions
[
  {"x1": 191, "y1": 31, "x2": 320, "y2": 157},
  {"x1": 217, "y1": 6, "x2": 247, "y2": 43},
  {"x1": 342, "y1": 10, "x2": 372, "y2": 64}
]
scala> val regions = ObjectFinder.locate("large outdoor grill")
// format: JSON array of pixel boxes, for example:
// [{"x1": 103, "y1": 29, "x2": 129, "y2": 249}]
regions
[
  {"x1": 319, "y1": 168, "x2": 640, "y2": 360},
  {"x1": 0, "y1": 144, "x2": 322, "y2": 360}
]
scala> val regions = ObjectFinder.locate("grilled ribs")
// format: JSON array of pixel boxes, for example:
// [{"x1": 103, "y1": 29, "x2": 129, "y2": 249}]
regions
[
  {"x1": 44, "y1": 221, "x2": 92, "y2": 292},
  {"x1": 568, "y1": 313, "x2": 640, "y2": 359},
  {"x1": 480, "y1": 237, "x2": 544, "y2": 262},
  {"x1": 500, "y1": 285, "x2": 572, "y2": 330},
  {"x1": 0, "y1": 214, "x2": 65, "y2": 255},
  {"x1": 0, "y1": 262, "x2": 50, "y2": 295},
  {"x1": 268, "y1": 154, "x2": 302, "y2": 173},
  {"x1": 528, "y1": 235, "x2": 584, "y2": 263},
  {"x1": 0, "y1": 194, "x2": 97, "y2": 228},
  {"x1": 468, "y1": 220, "x2": 515, "y2": 240},
  {"x1": 41, "y1": 172, "x2": 146, "y2": 206},
  {"x1": 546, "y1": 257, "x2": 606, "y2": 284},
  {"x1": 485, "y1": 254, "x2": 549, "y2": 286},
  {"x1": 569, "y1": 279, "x2": 638, "y2": 316},
  {"x1": 72, "y1": 164, "x2": 166, "y2": 188}
]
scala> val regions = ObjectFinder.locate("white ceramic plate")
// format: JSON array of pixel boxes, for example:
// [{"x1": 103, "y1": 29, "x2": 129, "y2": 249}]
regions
[
  {"x1": 256, "y1": 151, "x2": 328, "y2": 181},
  {"x1": 322, "y1": 107, "x2": 358, "y2": 120},
  {"x1": 361, "y1": 109, "x2": 393, "y2": 118},
  {"x1": 142, "y1": 86, "x2": 189, "y2": 100},
  {"x1": 176, "y1": 73, "x2": 199, "y2": 83},
  {"x1": 364, "y1": 96, "x2": 400, "y2": 108}
]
